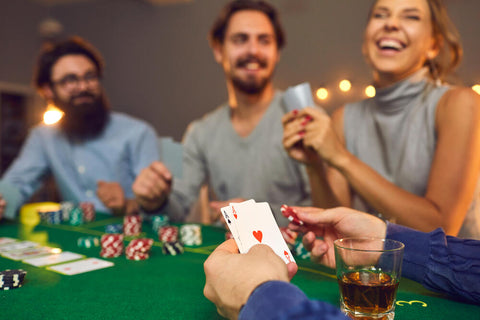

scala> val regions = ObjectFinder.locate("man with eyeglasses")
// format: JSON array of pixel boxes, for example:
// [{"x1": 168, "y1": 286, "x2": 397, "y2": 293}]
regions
[{"x1": 0, "y1": 36, "x2": 159, "y2": 219}]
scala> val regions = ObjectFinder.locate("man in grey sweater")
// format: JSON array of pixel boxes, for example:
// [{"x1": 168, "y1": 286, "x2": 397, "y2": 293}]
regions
[{"x1": 133, "y1": 0, "x2": 311, "y2": 225}]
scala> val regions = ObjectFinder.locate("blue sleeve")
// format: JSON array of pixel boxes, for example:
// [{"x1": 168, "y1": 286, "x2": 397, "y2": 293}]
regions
[
  {"x1": 1, "y1": 128, "x2": 50, "y2": 207},
  {"x1": 387, "y1": 223, "x2": 480, "y2": 304},
  {"x1": 239, "y1": 281, "x2": 349, "y2": 320}
]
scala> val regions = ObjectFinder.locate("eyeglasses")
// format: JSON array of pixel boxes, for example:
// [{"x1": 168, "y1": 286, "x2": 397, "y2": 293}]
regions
[{"x1": 52, "y1": 72, "x2": 100, "y2": 91}]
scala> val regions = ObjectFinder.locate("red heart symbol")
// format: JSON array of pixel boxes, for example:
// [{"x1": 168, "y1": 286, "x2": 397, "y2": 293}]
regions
[
  {"x1": 253, "y1": 230, "x2": 263, "y2": 243},
  {"x1": 234, "y1": 213, "x2": 238, "y2": 219}
]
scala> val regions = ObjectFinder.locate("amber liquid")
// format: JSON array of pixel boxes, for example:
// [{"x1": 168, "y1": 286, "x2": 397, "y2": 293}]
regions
[{"x1": 339, "y1": 270, "x2": 398, "y2": 317}]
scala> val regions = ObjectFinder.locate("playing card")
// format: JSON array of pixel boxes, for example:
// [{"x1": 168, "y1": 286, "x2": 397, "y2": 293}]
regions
[
  {"x1": 23, "y1": 251, "x2": 84, "y2": 267},
  {"x1": 233, "y1": 201, "x2": 295, "y2": 264},
  {"x1": 220, "y1": 205, "x2": 243, "y2": 252},
  {"x1": 48, "y1": 258, "x2": 114, "y2": 275},
  {"x1": 1, "y1": 246, "x2": 59, "y2": 261},
  {"x1": 0, "y1": 240, "x2": 39, "y2": 253},
  {"x1": 0, "y1": 237, "x2": 17, "y2": 245}
]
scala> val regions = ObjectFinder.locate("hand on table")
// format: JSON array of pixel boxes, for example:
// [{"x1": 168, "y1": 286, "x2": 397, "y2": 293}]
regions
[
  {"x1": 132, "y1": 161, "x2": 172, "y2": 212},
  {"x1": 288, "y1": 206, "x2": 387, "y2": 268},
  {"x1": 97, "y1": 181, "x2": 126, "y2": 214},
  {"x1": 204, "y1": 239, "x2": 298, "y2": 320}
]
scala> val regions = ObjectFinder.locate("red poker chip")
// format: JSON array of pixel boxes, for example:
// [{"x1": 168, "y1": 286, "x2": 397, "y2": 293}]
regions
[
  {"x1": 280, "y1": 205, "x2": 304, "y2": 226},
  {"x1": 126, "y1": 252, "x2": 149, "y2": 260}
]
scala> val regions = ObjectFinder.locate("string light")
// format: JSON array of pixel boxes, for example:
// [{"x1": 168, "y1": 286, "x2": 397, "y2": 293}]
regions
[
  {"x1": 316, "y1": 87, "x2": 329, "y2": 100},
  {"x1": 43, "y1": 104, "x2": 64, "y2": 125},
  {"x1": 472, "y1": 84, "x2": 480, "y2": 95},
  {"x1": 339, "y1": 80, "x2": 352, "y2": 92},
  {"x1": 365, "y1": 85, "x2": 376, "y2": 98}
]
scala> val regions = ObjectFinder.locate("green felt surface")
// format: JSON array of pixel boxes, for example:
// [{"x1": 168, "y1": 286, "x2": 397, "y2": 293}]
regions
[{"x1": 1, "y1": 215, "x2": 479, "y2": 319}]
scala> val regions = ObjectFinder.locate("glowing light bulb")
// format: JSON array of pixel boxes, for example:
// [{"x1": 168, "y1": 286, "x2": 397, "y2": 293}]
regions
[
  {"x1": 43, "y1": 105, "x2": 64, "y2": 125},
  {"x1": 472, "y1": 84, "x2": 480, "y2": 95},
  {"x1": 316, "y1": 88, "x2": 329, "y2": 100},
  {"x1": 339, "y1": 80, "x2": 352, "y2": 92},
  {"x1": 365, "y1": 85, "x2": 376, "y2": 98}
]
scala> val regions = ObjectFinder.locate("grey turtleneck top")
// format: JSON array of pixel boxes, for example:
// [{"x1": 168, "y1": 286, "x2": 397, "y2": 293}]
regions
[{"x1": 343, "y1": 70, "x2": 480, "y2": 239}]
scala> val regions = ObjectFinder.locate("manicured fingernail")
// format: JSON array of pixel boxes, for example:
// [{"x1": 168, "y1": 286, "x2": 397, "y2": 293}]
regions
[
  {"x1": 305, "y1": 115, "x2": 313, "y2": 121},
  {"x1": 298, "y1": 131, "x2": 305, "y2": 137},
  {"x1": 292, "y1": 109, "x2": 298, "y2": 115}
]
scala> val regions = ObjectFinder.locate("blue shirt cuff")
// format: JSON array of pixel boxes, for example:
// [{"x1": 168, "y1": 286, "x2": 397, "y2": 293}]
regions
[{"x1": 386, "y1": 222, "x2": 432, "y2": 284}]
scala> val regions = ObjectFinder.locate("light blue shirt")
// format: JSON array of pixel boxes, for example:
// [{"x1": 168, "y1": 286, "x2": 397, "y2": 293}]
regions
[{"x1": 1, "y1": 112, "x2": 159, "y2": 217}]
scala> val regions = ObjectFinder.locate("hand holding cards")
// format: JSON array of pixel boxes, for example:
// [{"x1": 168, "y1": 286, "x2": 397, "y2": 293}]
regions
[{"x1": 221, "y1": 200, "x2": 295, "y2": 264}]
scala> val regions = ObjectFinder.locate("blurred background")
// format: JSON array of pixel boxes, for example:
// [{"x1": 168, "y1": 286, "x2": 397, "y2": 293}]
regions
[{"x1": 0, "y1": 0, "x2": 479, "y2": 144}]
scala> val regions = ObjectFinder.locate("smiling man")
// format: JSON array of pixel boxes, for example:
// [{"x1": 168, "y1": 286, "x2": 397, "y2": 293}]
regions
[
  {"x1": 133, "y1": 0, "x2": 311, "y2": 224},
  {"x1": 0, "y1": 37, "x2": 160, "y2": 218}
]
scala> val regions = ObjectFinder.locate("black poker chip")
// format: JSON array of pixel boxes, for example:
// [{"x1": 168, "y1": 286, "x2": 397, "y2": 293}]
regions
[
  {"x1": 0, "y1": 269, "x2": 27, "y2": 290},
  {"x1": 162, "y1": 241, "x2": 184, "y2": 255}
]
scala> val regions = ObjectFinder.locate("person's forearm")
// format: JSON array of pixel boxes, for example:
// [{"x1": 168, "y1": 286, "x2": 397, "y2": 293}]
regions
[
  {"x1": 240, "y1": 281, "x2": 349, "y2": 320},
  {"x1": 335, "y1": 154, "x2": 446, "y2": 233},
  {"x1": 307, "y1": 163, "x2": 342, "y2": 208},
  {"x1": 386, "y1": 223, "x2": 480, "y2": 304}
]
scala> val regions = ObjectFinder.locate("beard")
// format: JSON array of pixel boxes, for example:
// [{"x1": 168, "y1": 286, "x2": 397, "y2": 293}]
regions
[
  {"x1": 230, "y1": 55, "x2": 274, "y2": 95},
  {"x1": 55, "y1": 90, "x2": 110, "y2": 141}
]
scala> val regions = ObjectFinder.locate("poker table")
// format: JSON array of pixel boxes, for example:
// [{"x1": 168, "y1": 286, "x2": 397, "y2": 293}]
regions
[{"x1": 1, "y1": 213, "x2": 478, "y2": 320}]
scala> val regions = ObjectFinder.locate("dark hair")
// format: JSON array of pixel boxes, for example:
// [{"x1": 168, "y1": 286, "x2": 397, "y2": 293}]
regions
[
  {"x1": 209, "y1": 0, "x2": 286, "y2": 49},
  {"x1": 33, "y1": 36, "x2": 104, "y2": 89}
]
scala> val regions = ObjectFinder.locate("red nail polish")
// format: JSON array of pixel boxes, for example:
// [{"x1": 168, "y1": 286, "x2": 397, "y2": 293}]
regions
[
  {"x1": 305, "y1": 115, "x2": 313, "y2": 121},
  {"x1": 292, "y1": 109, "x2": 298, "y2": 116},
  {"x1": 298, "y1": 131, "x2": 305, "y2": 137}
]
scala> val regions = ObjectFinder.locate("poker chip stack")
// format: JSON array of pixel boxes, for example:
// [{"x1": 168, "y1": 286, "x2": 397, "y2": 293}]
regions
[
  {"x1": 46, "y1": 210, "x2": 62, "y2": 224},
  {"x1": 123, "y1": 215, "x2": 142, "y2": 236},
  {"x1": 77, "y1": 236, "x2": 100, "y2": 248},
  {"x1": 105, "y1": 224, "x2": 123, "y2": 234},
  {"x1": 158, "y1": 226, "x2": 178, "y2": 242},
  {"x1": 162, "y1": 242, "x2": 184, "y2": 256},
  {"x1": 0, "y1": 269, "x2": 27, "y2": 290},
  {"x1": 151, "y1": 215, "x2": 169, "y2": 233},
  {"x1": 125, "y1": 238, "x2": 154, "y2": 260},
  {"x1": 69, "y1": 206, "x2": 84, "y2": 226},
  {"x1": 80, "y1": 202, "x2": 95, "y2": 222},
  {"x1": 60, "y1": 201, "x2": 75, "y2": 221},
  {"x1": 100, "y1": 234, "x2": 124, "y2": 258},
  {"x1": 180, "y1": 224, "x2": 202, "y2": 246},
  {"x1": 38, "y1": 209, "x2": 61, "y2": 224}
]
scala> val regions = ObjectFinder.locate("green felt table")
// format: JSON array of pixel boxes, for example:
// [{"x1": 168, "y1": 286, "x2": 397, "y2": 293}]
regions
[{"x1": 1, "y1": 214, "x2": 478, "y2": 320}]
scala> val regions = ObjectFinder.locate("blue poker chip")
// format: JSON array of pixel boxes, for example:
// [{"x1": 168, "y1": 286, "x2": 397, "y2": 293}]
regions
[{"x1": 105, "y1": 224, "x2": 123, "y2": 233}]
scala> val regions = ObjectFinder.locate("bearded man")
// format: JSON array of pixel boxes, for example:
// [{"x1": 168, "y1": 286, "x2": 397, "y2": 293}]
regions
[{"x1": 0, "y1": 37, "x2": 159, "y2": 219}]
